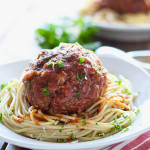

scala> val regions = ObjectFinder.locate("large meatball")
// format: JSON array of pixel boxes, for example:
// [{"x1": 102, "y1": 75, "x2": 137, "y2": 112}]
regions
[
  {"x1": 23, "y1": 43, "x2": 107, "y2": 115},
  {"x1": 87, "y1": 0, "x2": 150, "y2": 14}
]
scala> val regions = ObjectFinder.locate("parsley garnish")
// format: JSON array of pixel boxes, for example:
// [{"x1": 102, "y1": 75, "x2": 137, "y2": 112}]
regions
[
  {"x1": 115, "y1": 80, "x2": 122, "y2": 85},
  {"x1": 129, "y1": 117, "x2": 132, "y2": 125},
  {"x1": 109, "y1": 119, "x2": 123, "y2": 133},
  {"x1": 61, "y1": 125, "x2": 64, "y2": 128},
  {"x1": 90, "y1": 138, "x2": 94, "y2": 141},
  {"x1": 27, "y1": 87, "x2": 30, "y2": 92},
  {"x1": 94, "y1": 71, "x2": 97, "y2": 74},
  {"x1": 59, "y1": 130, "x2": 62, "y2": 132},
  {"x1": 0, "y1": 113, "x2": 2, "y2": 121},
  {"x1": 77, "y1": 72, "x2": 84, "y2": 81},
  {"x1": 124, "y1": 128, "x2": 129, "y2": 132},
  {"x1": 42, "y1": 88, "x2": 51, "y2": 95},
  {"x1": 114, "y1": 116, "x2": 117, "y2": 123},
  {"x1": 79, "y1": 57, "x2": 85, "y2": 64},
  {"x1": 57, "y1": 58, "x2": 64, "y2": 68},
  {"x1": 81, "y1": 119, "x2": 86, "y2": 126},
  {"x1": 96, "y1": 122, "x2": 98, "y2": 125},
  {"x1": 48, "y1": 62, "x2": 55, "y2": 66},
  {"x1": 71, "y1": 133, "x2": 77, "y2": 140},
  {"x1": 1, "y1": 83, "x2": 8, "y2": 90},
  {"x1": 135, "y1": 109, "x2": 140, "y2": 116},
  {"x1": 123, "y1": 114, "x2": 128, "y2": 118},
  {"x1": 77, "y1": 92, "x2": 80, "y2": 100},
  {"x1": 125, "y1": 89, "x2": 132, "y2": 95}
]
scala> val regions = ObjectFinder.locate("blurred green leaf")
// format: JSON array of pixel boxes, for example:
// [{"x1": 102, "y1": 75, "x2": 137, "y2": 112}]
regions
[{"x1": 35, "y1": 17, "x2": 101, "y2": 51}]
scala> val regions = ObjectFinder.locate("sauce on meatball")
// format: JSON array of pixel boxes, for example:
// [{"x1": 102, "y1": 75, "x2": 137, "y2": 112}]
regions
[{"x1": 23, "y1": 43, "x2": 107, "y2": 115}]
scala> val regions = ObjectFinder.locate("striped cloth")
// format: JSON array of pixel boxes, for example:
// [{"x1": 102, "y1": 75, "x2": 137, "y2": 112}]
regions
[{"x1": 105, "y1": 130, "x2": 150, "y2": 150}]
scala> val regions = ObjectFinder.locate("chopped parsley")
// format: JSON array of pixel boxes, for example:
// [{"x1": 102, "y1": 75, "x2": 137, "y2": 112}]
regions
[
  {"x1": 114, "y1": 116, "x2": 117, "y2": 123},
  {"x1": 79, "y1": 57, "x2": 85, "y2": 64},
  {"x1": 48, "y1": 62, "x2": 55, "y2": 66},
  {"x1": 57, "y1": 58, "x2": 64, "y2": 68},
  {"x1": 42, "y1": 88, "x2": 51, "y2": 95},
  {"x1": 0, "y1": 113, "x2": 2, "y2": 121},
  {"x1": 123, "y1": 114, "x2": 128, "y2": 118},
  {"x1": 115, "y1": 80, "x2": 122, "y2": 85},
  {"x1": 9, "y1": 114, "x2": 12, "y2": 116},
  {"x1": 90, "y1": 138, "x2": 94, "y2": 141},
  {"x1": 1, "y1": 83, "x2": 8, "y2": 90},
  {"x1": 27, "y1": 87, "x2": 30, "y2": 92},
  {"x1": 61, "y1": 125, "x2": 64, "y2": 128},
  {"x1": 129, "y1": 117, "x2": 132, "y2": 125},
  {"x1": 135, "y1": 109, "x2": 140, "y2": 116},
  {"x1": 59, "y1": 130, "x2": 62, "y2": 132},
  {"x1": 97, "y1": 133, "x2": 104, "y2": 137},
  {"x1": 125, "y1": 88, "x2": 132, "y2": 95},
  {"x1": 71, "y1": 133, "x2": 77, "y2": 140},
  {"x1": 81, "y1": 119, "x2": 86, "y2": 126},
  {"x1": 94, "y1": 71, "x2": 97, "y2": 74},
  {"x1": 76, "y1": 72, "x2": 84, "y2": 81},
  {"x1": 124, "y1": 128, "x2": 129, "y2": 132},
  {"x1": 109, "y1": 118, "x2": 124, "y2": 133},
  {"x1": 96, "y1": 122, "x2": 98, "y2": 125},
  {"x1": 77, "y1": 92, "x2": 80, "y2": 100}
]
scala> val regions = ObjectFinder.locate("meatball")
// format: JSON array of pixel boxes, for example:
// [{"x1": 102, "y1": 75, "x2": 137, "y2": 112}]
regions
[
  {"x1": 90, "y1": 0, "x2": 150, "y2": 14},
  {"x1": 23, "y1": 43, "x2": 107, "y2": 115}
]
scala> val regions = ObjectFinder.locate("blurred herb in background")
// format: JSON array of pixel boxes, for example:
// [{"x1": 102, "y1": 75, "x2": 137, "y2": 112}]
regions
[{"x1": 35, "y1": 17, "x2": 101, "y2": 51}]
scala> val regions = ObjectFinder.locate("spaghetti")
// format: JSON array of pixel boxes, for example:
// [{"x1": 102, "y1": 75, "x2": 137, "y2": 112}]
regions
[{"x1": 0, "y1": 73, "x2": 138, "y2": 142}]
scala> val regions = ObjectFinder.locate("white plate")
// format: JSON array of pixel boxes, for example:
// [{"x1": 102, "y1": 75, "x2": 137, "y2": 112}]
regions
[
  {"x1": 95, "y1": 22, "x2": 150, "y2": 41},
  {"x1": 0, "y1": 47, "x2": 150, "y2": 150}
]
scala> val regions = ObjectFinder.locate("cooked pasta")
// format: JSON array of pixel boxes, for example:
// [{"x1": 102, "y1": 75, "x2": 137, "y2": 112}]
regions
[{"x1": 0, "y1": 73, "x2": 138, "y2": 142}]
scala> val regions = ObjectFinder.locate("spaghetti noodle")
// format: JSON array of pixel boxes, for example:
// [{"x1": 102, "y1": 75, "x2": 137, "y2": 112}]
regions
[{"x1": 0, "y1": 73, "x2": 138, "y2": 142}]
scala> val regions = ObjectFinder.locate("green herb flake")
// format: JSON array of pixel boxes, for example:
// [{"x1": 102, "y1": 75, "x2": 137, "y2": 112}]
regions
[
  {"x1": 27, "y1": 87, "x2": 30, "y2": 92},
  {"x1": 81, "y1": 119, "x2": 86, "y2": 126},
  {"x1": 109, "y1": 127, "x2": 115, "y2": 133},
  {"x1": 135, "y1": 109, "x2": 140, "y2": 116},
  {"x1": 71, "y1": 133, "x2": 77, "y2": 140},
  {"x1": 0, "y1": 113, "x2": 2, "y2": 121},
  {"x1": 120, "y1": 121, "x2": 124, "y2": 124},
  {"x1": 48, "y1": 62, "x2": 54, "y2": 66},
  {"x1": 1, "y1": 83, "x2": 8, "y2": 90},
  {"x1": 115, "y1": 80, "x2": 122, "y2": 85},
  {"x1": 9, "y1": 114, "x2": 12, "y2": 116},
  {"x1": 42, "y1": 88, "x2": 51, "y2": 95},
  {"x1": 57, "y1": 63, "x2": 64, "y2": 68},
  {"x1": 124, "y1": 128, "x2": 129, "y2": 132},
  {"x1": 77, "y1": 92, "x2": 80, "y2": 100},
  {"x1": 114, "y1": 116, "x2": 117, "y2": 123},
  {"x1": 61, "y1": 125, "x2": 64, "y2": 128},
  {"x1": 94, "y1": 71, "x2": 97, "y2": 74},
  {"x1": 96, "y1": 122, "x2": 98, "y2": 125},
  {"x1": 77, "y1": 72, "x2": 84, "y2": 81},
  {"x1": 57, "y1": 58, "x2": 64, "y2": 68},
  {"x1": 123, "y1": 114, "x2": 128, "y2": 118},
  {"x1": 79, "y1": 57, "x2": 85, "y2": 64},
  {"x1": 129, "y1": 117, "x2": 132, "y2": 125},
  {"x1": 90, "y1": 138, "x2": 94, "y2": 141},
  {"x1": 125, "y1": 88, "x2": 132, "y2": 95},
  {"x1": 59, "y1": 130, "x2": 62, "y2": 132}
]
